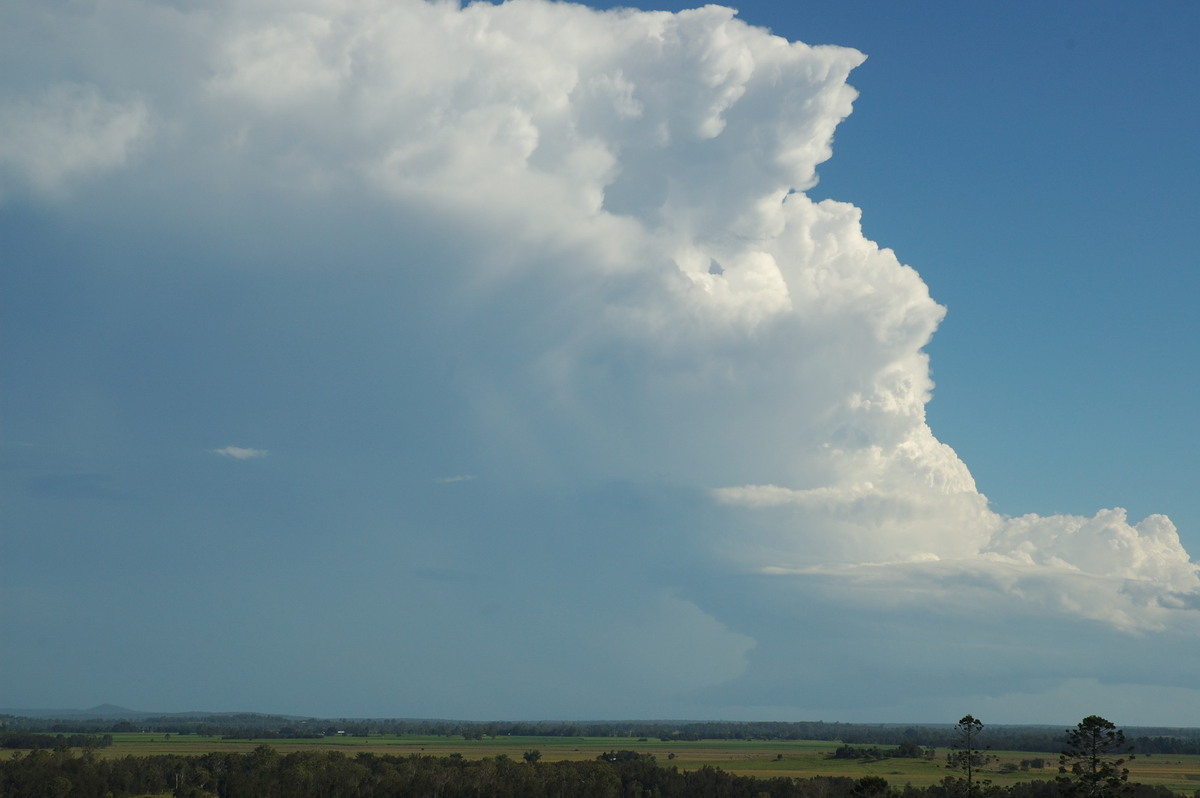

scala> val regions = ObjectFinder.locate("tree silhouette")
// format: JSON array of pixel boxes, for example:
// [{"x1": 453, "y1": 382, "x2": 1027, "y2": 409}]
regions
[
  {"x1": 949, "y1": 715, "x2": 994, "y2": 798},
  {"x1": 1059, "y1": 716, "x2": 1133, "y2": 797}
]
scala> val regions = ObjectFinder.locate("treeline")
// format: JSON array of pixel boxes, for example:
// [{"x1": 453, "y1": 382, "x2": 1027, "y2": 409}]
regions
[
  {"x1": 830, "y1": 742, "x2": 936, "y2": 760},
  {"x1": 1132, "y1": 737, "x2": 1200, "y2": 756},
  {"x1": 4, "y1": 713, "x2": 1200, "y2": 756},
  {"x1": 0, "y1": 716, "x2": 1052, "y2": 746},
  {"x1": 0, "y1": 747, "x2": 1189, "y2": 798},
  {"x1": 0, "y1": 732, "x2": 112, "y2": 750}
]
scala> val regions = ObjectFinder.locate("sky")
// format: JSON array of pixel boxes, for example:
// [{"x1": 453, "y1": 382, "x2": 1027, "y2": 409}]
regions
[{"x1": 2, "y1": 0, "x2": 1198, "y2": 726}]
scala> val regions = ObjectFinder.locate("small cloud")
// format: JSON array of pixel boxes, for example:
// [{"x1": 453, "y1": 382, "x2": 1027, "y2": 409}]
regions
[
  {"x1": 434, "y1": 474, "x2": 476, "y2": 484},
  {"x1": 211, "y1": 445, "x2": 268, "y2": 460}
]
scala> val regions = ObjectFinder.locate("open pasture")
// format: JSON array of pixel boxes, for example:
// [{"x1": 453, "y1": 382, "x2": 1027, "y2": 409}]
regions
[{"x1": 94, "y1": 734, "x2": 1200, "y2": 793}]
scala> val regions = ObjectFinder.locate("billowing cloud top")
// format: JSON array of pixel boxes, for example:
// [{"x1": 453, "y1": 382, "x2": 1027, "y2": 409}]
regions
[{"x1": 2, "y1": 0, "x2": 1197, "y2": 720}]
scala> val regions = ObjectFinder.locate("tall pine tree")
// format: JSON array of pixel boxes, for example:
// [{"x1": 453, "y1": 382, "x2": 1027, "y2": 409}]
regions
[{"x1": 1059, "y1": 715, "x2": 1133, "y2": 797}]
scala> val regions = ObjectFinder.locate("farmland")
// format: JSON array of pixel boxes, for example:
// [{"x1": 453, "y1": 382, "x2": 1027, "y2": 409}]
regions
[{"x1": 91, "y1": 733, "x2": 1200, "y2": 793}]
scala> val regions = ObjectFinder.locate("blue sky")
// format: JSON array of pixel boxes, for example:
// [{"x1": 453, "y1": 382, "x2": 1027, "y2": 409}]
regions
[{"x1": 2, "y1": 0, "x2": 1198, "y2": 725}]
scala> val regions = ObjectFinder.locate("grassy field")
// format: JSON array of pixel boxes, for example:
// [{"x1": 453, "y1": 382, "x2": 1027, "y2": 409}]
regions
[{"x1": 89, "y1": 733, "x2": 1200, "y2": 793}]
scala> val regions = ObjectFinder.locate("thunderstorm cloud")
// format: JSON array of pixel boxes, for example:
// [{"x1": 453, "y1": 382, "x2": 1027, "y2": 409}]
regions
[{"x1": 1, "y1": 0, "x2": 1197, "y2": 722}]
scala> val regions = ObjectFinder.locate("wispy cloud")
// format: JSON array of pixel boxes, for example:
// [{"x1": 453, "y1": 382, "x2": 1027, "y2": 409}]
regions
[
  {"x1": 211, "y1": 446, "x2": 268, "y2": 460},
  {"x1": 433, "y1": 474, "x2": 476, "y2": 484}
]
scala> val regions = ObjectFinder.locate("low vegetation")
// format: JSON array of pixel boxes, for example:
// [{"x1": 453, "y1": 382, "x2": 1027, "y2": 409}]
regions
[{"x1": 1, "y1": 714, "x2": 1198, "y2": 797}]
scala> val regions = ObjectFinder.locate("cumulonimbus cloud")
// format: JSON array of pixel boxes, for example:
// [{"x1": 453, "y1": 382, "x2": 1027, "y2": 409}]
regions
[{"x1": 4, "y1": 0, "x2": 1196, "y2": 641}]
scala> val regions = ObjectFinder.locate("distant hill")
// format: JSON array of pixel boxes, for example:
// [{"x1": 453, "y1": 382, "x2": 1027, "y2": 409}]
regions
[
  {"x1": 0, "y1": 705, "x2": 263, "y2": 721},
  {"x1": 0, "y1": 705, "x2": 142, "y2": 720}
]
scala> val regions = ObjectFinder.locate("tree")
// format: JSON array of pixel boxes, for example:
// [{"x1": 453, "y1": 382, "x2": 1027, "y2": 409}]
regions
[
  {"x1": 1059, "y1": 716, "x2": 1133, "y2": 797},
  {"x1": 522, "y1": 749, "x2": 541, "y2": 764},
  {"x1": 852, "y1": 775, "x2": 891, "y2": 798},
  {"x1": 949, "y1": 715, "x2": 994, "y2": 798}
]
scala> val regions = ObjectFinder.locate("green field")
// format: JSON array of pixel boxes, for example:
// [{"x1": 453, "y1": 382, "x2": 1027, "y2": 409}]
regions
[{"x1": 93, "y1": 734, "x2": 1200, "y2": 793}]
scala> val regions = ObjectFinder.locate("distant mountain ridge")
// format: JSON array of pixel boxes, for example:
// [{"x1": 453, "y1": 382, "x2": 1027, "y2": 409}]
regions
[
  {"x1": 0, "y1": 705, "x2": 141, "y2": 720},
  {"x1": 0, "y1": 705, "x2": 297, "y2": 721}
]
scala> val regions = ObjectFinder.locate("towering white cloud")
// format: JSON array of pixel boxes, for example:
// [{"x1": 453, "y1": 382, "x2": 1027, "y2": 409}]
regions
[{"x1": 3, "y1": 0, "x2": 1197, "y2": 717}]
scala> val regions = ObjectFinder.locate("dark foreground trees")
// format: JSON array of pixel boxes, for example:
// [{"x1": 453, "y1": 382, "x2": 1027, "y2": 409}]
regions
[
  {"x1": 0, "y1": 749, "x2": 834, "y2": 798},
  {"x1": 1059, "y1": 716, "x2": 1134, "y2": 798},
  {"x1": 0, "y1": 745, "x2": 1182, "y2": 798}
]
